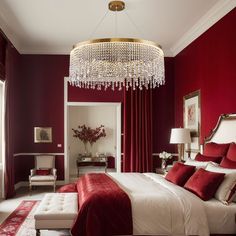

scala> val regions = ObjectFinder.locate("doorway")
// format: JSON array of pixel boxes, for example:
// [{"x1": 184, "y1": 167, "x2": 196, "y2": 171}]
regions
[{"x1": 65, "y1": 102, "x2": 121, "y2": 183}]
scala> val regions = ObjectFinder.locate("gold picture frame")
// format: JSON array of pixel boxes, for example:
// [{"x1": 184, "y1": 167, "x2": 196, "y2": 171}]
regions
[
  {"x1": 183, "y1": 90, "x2": 201, "y2": 153},
  {"x1": 34, "y1": 127, "x2": 52, "y2": 143}
]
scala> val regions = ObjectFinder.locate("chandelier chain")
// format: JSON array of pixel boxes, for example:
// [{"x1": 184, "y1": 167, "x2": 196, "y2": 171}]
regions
[
  {"x1": 125, "y1": 11, "x2": 144, "y2": 37},
  {"x1": 89, "y1": 10, "x2": 109, "y2": 39}
]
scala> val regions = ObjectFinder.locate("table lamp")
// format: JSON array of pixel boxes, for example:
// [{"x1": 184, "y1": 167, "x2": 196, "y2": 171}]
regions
[{"x1": 170, "y1": 128, "x2": 191, "y2": 162}]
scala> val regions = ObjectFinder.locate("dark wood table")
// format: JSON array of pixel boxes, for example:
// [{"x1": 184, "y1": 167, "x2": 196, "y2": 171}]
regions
[{"x1": 76, "y1": 156, "x2": 108, "y2": 177}]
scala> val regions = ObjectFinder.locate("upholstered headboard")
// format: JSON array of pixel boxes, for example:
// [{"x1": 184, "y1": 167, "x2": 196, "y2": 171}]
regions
[{"x1": 204, "y1": 113, "x2": 236, "y2": 144}]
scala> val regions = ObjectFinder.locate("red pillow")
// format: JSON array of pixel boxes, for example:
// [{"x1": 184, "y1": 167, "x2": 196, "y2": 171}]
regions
[
  {"x1": 203, "y1": 142, "x2": 230, "y2": 157},
  {"x1": 226, "y1": 143, "x2": 236, "y2": 161},
  {"x1": 220, "y1": 157, "x2": 236, "y2": 169},
  {"x1": 184, "y1": 168, "x2": 225, "y2": 201},
  {"x1": 165, "y1": 162, "x2": 195, "y2": 186},
  {"x1": 195, "y1": 153, "x2": 222, "y2": 164},
  {"x1": 57, "y1": 183, "x2": 77, "y2": 193},
  {"x1": 36, "y1": 169, "x2": 51, "y2": 175}
]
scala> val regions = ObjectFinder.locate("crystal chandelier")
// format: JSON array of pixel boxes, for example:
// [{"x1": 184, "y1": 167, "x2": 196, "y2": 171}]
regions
[{"x1": 69, "y1": 1, "x2": 165, "y2": 90}]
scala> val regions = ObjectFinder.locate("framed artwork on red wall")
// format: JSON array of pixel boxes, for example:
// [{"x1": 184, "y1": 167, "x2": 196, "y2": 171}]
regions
[
  {"x1": 34, "y1": 127, "x2": 52, "y2": 143},
  {"x1": 183, "y1": 90, "x2": 201, "y2": 153}
]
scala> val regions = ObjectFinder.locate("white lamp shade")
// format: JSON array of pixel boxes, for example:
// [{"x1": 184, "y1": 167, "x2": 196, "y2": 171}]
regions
[{"x1": 170, "y1": 128, "x2": 191, "y2": 144}]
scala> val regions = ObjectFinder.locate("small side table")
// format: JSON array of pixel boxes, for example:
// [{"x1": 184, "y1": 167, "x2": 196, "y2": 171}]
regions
[
  {"x1": 76, "y1": 156, "x2": 108, "y2": 177},
  {"x1": 155, "y1": 168, "x2": 167, "y2": 176}
]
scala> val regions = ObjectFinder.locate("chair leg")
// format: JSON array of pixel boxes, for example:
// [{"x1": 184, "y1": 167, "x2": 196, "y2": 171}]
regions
[
  {"x1": 53, "y1": 183, "x2": 56, "y2": 192},
  {"x1": 29, "y1": 183, "x2": 32, "y2": 196}
]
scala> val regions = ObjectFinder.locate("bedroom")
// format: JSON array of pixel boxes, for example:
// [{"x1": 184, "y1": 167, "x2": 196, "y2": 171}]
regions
[{"x1": 0, "y1": 0, "x2": 236, "y2": 235}]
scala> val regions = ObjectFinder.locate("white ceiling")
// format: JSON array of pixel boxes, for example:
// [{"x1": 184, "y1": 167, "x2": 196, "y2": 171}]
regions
[{"x1": 0, "y1": 0, "x2": 235, "y2": 56}]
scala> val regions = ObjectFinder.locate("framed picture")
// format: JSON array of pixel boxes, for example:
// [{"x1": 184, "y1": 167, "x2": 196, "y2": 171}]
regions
[
  {"x1": 183, "y1": 90, "x2": 201, "y2": 153},
  {"x1": 34, "y1": 127, "x2": 52, "y2": 143}
]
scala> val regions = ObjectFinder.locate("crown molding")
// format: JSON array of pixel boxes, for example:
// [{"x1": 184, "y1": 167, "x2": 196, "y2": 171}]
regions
[
  {"x1": 170, "y1": 0, "x2": 236, "y2": 57},
  {"x1": 0, "y1": 7, "x2": 21, "y2": 50}
]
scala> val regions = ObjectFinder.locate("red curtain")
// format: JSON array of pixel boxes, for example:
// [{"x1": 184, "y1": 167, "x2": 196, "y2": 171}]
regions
[
  {"x1": 4, "y1": 43, "x2": 15, "y2": 198},
  {"x1": 123, "y1": 88, "x2": 153, "y2": 172}
]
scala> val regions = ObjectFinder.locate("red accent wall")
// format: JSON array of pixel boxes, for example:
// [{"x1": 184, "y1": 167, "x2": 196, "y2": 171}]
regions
[
  {"x1": 14, "y1": 55, "x2": 69, "y2": 181},
  {"x1": 174, "y1": 8, "x2": 236, "y2": 143}
]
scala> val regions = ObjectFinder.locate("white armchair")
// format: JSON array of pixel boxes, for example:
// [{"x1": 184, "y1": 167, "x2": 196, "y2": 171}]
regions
[{"x1": 29, "y1": 155, "x2": 57, "y2": 194}]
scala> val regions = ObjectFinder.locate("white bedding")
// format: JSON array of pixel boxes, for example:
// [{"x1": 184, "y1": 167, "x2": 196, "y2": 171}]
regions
[
  {"x1": 109, "y1": 172, "x2": 210, "y2": 236},
  {"x1": 204, "y1": 198, "x2": 236, "y2": 234}
]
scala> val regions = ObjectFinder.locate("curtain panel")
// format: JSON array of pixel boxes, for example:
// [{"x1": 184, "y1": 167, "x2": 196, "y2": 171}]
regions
[
  {"x1": 2, "y1": 36, "x2": 15, "y2": 198},
  {"x1": 123, "y1": 88, "x2": 153, "y2": 172}
]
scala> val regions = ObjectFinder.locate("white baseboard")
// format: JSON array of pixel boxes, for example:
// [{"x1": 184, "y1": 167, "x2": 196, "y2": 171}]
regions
[{"x1": 14, "y1": 180, "x2": 66, "y2": 191}]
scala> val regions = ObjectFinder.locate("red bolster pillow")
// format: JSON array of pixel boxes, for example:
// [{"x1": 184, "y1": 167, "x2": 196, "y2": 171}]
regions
[
  {"x1": 165, "y1": 162, "x2": 195, "y2": 186},
  {"x1": 36, "y1": 169, "x2": 51, "y2": 175},
  {"x1": 203, "y1": 142, "x2": 230, "y2": 157},
  {"x1": 195, "y1": 153, "x2": 222, "y2": 164},
  {"x1": 184, "y1": 168, "x2": 225, "y2": 201},
  {"x1": 57, "y1": 183, "x2": 77, "y2": 193},
  {"x1": 220, "y1": 157, "x2": 236, "y2": 169},
  {"x1": 226, "y1": 143, "x2": 236, "y2": 161}
]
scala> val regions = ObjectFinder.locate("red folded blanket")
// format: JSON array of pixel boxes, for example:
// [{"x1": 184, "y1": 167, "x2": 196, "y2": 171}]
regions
[{"x1": 71, "y1": 173, "x2": 132, "y2": 236}]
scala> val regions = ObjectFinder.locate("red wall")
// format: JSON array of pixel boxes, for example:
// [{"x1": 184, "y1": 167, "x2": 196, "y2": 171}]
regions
[
  {"x1": 14, "y1": 55, "x2": 69, "y2": 181},
  {"x1": 174, "y1": 8, "x2": 236, "y2": 143}
]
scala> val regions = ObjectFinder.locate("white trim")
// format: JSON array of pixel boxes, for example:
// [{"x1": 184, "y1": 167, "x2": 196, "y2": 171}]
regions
[
  {"x1": 116, "y1": 104, "x2": 121, "y2": 172},
  {"x1": 64, "y1": 77, "x2": 69, "y2": 183},
  {"x1": 170, "y1": 0, "x2": 236, "y2": 56},
  {"x1": 67, "y1": 102, "x2": 122, "y2": 107},
  {"x1": 14, "y1": 180, "x2": 66, "y2": 191},
  {"x1": 13, "y1": 153, "x2": 64, "y2": 157},
  {"x1": 0, "y1": 81, "x2": 5, "y2": 199}
]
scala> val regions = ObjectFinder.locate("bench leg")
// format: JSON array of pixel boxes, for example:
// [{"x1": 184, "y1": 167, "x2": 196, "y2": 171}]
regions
[{"x1": 36, "y1": 229, "x2": 40, "y2": 236}]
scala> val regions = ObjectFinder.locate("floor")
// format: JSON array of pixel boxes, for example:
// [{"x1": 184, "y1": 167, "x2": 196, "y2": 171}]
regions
[{"x1": 0, "y1": 186, "x2": 54, "y2": 224}]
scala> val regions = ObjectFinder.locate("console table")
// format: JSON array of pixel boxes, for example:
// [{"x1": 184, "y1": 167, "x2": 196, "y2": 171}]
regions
[{"x1": 76, "y1": 156, "x2": 108, "y2": 177}]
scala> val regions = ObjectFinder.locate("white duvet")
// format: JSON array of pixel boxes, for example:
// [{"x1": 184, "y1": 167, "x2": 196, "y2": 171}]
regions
[{"x1": 109, "y1": 173, "x2": 210, "y2": 236}]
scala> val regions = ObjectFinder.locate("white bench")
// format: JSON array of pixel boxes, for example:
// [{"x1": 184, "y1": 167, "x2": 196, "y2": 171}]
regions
[{"x1": 34, "y1": 193, "x2": 78, "y2": 236}]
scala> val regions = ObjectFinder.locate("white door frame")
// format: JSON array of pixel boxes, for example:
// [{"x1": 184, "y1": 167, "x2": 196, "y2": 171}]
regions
[
  {"x1": 64, "y1": 78, "x2": 122, "y2": 183},
  {"x1": 0, "y1": 80, "x2": 5, "y2": 198}
]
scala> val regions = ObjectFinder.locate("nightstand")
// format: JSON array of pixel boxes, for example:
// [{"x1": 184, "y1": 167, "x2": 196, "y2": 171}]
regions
[{"x1": 155, "y1": 168, "x2": 167, "y2": 176}]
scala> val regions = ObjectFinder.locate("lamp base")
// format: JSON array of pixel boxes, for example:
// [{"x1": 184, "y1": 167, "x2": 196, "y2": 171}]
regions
[{"x1": 177, "y1": 144, "x2": 185, "y2": 162}]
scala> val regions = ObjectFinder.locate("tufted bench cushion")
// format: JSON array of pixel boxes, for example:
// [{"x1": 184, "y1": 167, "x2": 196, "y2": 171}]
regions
[{"x1": 34, "y1": 193, "x2": 78, "y2": 235}]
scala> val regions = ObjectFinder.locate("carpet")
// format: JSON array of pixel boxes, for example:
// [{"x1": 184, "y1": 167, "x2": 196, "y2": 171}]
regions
[{"x1": 0, "y1": 200, "x2": 71, "y2": 236}]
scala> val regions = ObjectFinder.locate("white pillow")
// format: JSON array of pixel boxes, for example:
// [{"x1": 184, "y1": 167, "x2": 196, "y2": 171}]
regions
[
  {"x1": 184, "y1": 159, "x2": 218, "y2": 169},
  {"x1": 206, "y1": 163, "x2": 236, "y2": 204}
]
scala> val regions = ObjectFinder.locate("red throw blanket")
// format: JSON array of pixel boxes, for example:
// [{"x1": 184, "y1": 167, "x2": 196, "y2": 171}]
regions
[{"x1": 71, "y1": 173, "x2": 132, "y2": 236}]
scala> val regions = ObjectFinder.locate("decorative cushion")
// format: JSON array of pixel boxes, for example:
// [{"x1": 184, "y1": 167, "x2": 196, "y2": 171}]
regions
[
  {"x1": 226, "y1": 143, "x2": 236, "y2": 161},
  {"x1": 185, "y1": 159, "x2": 217, "y2": 169},
  {"x1": 165, "y1": 162, "x2": 195, "y2": 186},
  {"x1": 30, "y1": 175, "x2": 55, "y2": 181},
  {"x1": 220, "y1": 157, "x2": 236, "y2": 169},
  {"x1": 206, "y1": 163, "x2": 236, "y2": 204},
  {"x1": 57, "y1": 183, "x2": 77, "y2": 193},
  {"x1": 203, "y1": 142, "x2": 230, "y2": 157},
  {"x1": 184, "y1": 168, "x2": 225, "y2": 201},
  {"x1": 36, "y1": 169, "x2": 51, "y2": 175},
  {"x1": 195, "y1": 153, "x2": 222, "y2": 164}
]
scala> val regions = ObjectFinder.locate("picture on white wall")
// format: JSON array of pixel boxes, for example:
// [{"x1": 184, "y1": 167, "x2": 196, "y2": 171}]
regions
[{"x1": 183, "y1": 90, "x2": 201, "y2": 152}]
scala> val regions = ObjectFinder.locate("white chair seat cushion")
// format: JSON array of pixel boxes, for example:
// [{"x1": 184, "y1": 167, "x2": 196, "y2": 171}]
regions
[
  {"x1": 31, "y1": 175, "x2": 55, "y2": 181},
  {"x1": 34, "y1": 193, "x2": 78, "y2": 221}
]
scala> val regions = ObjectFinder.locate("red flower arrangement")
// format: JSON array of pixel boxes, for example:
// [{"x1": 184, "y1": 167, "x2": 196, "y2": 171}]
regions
[{"x1": 72, "y1": 125, "x2": 106, "y2": 147}]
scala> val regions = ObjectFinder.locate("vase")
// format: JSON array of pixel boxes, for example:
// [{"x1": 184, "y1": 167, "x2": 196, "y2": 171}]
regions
[
  {"x1": 161, "y1": 159, "x2": 167, "y2": 170},
  {"x1": 89, "y1": 143, "x2": 94, "y2": 156},
  {"x1": 83, "y1": 142, "x2": 90, "y2": 157}
]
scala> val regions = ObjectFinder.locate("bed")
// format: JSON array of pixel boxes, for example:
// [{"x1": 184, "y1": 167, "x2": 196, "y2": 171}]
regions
[{"x1": 66, "y1": 113, "x2": 236, "y2": 236}]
